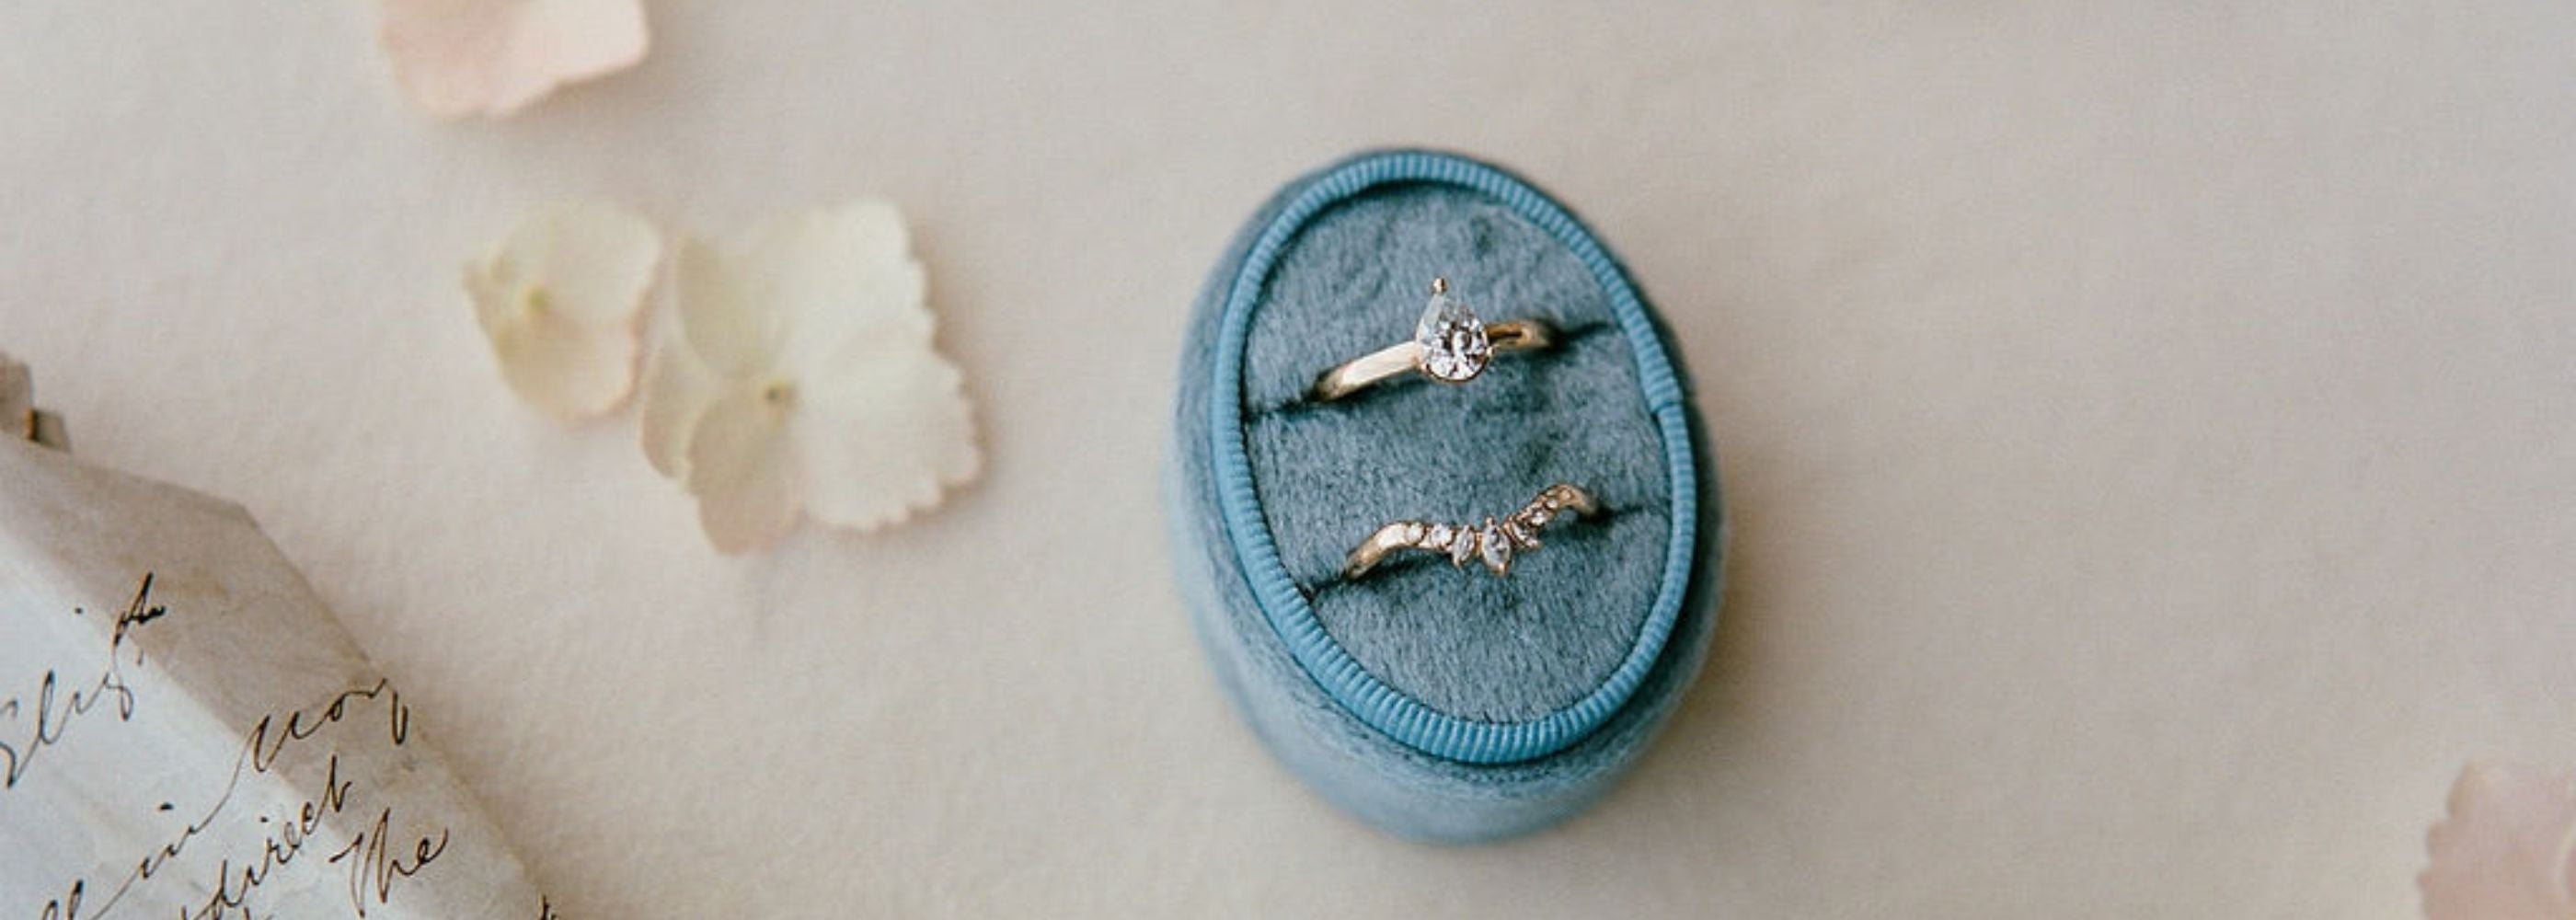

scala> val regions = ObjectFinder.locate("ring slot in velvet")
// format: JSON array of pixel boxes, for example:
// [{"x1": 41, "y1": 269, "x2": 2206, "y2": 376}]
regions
[{"x1": 1168, "y1": 150, "x2": 1724, "y2": 841}]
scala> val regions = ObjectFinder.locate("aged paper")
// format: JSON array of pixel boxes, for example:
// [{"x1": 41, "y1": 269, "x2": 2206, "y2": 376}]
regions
[
  {"x1": 0, "y1": 437, "x2": 549, "y2": 918},
  {"x1": 0, "y1": 351, "x2": 67, "y2": 450},
  {"x1": 0, "y1": 351, "x2": 30, "y2": 443}
]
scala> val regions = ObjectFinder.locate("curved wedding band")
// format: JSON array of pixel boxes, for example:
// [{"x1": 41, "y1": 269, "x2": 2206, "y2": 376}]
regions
[
  {"x1": 1309, "y1": 277, "x2": 1558, "y2": 402},
  {"x1": 1343, "y1": 484, "x2": 1602, "y2": 580}
]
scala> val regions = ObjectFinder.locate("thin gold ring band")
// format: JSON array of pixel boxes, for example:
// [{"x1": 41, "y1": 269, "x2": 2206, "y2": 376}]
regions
[{"x1": 1343, "y1": 484, "x2": 1602, "y2": 580}]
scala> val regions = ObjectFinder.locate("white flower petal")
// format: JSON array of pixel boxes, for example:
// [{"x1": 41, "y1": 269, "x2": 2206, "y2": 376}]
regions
[
  {"x1": 484, "y1": 309, "x2": 639, "y2": 420},
  {"x1": 675, "y1": 201, "x2": 926, "y2": 380},
  {"x1": 764, "y1": 201, "x2": 927, "y2": 374},
  {"x1": 672, "y1": 235, "x2": 785, "y2": 379},
  {"x1": 660, "y1": 198, "x2": 971, "y2": 550},
  {"x1": 521, "y1": 203, "x2": 663, "y2": 326},
  {"x1": 2422, "y1": 762, "x2": 2576, "y2": 920},
  {"x1": 379, "y1": 0, "x2": 649, "y2": 119},
  {"x1": 466, "y1": 202, "x2": 660, "y2": 420},
  {"x1": 793, "y1": 339, "x2": 981, "y2": 533},
  {"x1": 684, "y1": 385, "x2": 804, "y2": 554},
  {"x1": 638, "y1": 325, "x2": 722, "y2": 480}
]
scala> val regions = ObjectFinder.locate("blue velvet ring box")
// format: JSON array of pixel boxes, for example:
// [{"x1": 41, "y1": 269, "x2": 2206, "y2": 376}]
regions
[{"x1": 1167, "y1": 150, "x2": 1725, "y2": 843}]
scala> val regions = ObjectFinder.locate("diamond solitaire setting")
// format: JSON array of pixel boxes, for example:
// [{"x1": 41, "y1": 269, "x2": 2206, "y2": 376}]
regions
[
  {"x1": 1413, "y1": 277, "x2": 1492, "y2": 383},
  {"x1": 1306, "y1": 275, "x2": 1558, "y2": 403}
]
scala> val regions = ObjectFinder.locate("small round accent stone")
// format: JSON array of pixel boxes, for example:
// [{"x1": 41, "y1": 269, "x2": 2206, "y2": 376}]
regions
[
  {"x1": 1414, "y1": 290, "x2": 1492, "y2": 383},
  {"x1": 1423, "y1": 523, "x2": 1455, "y2": 549}
]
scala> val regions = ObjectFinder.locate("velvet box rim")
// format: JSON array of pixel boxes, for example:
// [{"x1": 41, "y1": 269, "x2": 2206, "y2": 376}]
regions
[{"x1": 1202, "y1": 150, "x2": 1704, "y2": 765}]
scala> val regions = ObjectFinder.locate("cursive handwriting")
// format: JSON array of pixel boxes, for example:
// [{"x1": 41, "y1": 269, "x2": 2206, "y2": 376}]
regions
[
  {"x1": 38, "y1": 677, "x2": 416, "y2": 920},
  {"x1": 2, "y1": 574, "x2": 166, "y2": 790},
  {"x1": 326, "y1": 806, "x2": 450, "y2": 917},
  {"x1": 182, "y1": 753, "x2": 357, "y2": 920}
]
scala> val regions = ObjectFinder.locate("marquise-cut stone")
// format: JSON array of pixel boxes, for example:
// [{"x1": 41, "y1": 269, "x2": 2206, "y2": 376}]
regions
[
  {"x1": 1414, "y1": 291, "x2": 1492, "y2": 383},
  {"x1": 1479, "y1": 520, "x2": 1513, "y2": 573},
  {"x1": 1450, "y1": 526, "x2": 1478, "y2": 566}
]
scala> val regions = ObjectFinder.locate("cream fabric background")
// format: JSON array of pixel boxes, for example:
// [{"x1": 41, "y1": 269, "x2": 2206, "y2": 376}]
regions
[{"x1": 4, "y1": 3, "x2": 2570, "y2": 916}]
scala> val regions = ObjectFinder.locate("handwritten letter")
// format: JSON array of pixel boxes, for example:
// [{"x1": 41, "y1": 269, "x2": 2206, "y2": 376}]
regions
[{"x1": 0, "y1": 438, "x2": 548, "y2": 918}]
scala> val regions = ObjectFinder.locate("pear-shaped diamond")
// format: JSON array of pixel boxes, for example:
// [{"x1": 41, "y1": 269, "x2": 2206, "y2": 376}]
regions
[{"x1": 1414, "y1": 285, "x2": 1492, "y2": 383}]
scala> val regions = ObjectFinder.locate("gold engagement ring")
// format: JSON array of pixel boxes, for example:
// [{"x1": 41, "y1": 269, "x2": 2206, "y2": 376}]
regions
[{"x1": 1309, "y1": 277, "x2": 1557, "y2": 402}]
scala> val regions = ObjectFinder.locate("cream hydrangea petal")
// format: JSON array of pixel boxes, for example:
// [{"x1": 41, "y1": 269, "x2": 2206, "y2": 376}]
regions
[
  {"x1": 676, "y1": 201, "x2": 927, "y2": 382},
  {"x1": 660, "y1": 198, "x2": 965, "y2": 549},
  {"x1": 483, "y1": 311, "x2": 638, "y2": 419},
  {"x1": 2422, "y1": 762, "x2": 2576, "y2": 920},
  {"x1": 466, "y1": 202, "x2": 659, "y2": 419},
  {"x1": 673, "y1": 235, "x2": 788, "y2": 380},
  {"x1": 764, "y1": 201, "x2": 928, "y2": 374},
  {"x1": 684, "y1": 385, "x2": 805, "y2": 553},
  {"x1": 515, "y1": 203, "x2": 662, "y2": 326},
  {"x1": 638, "y1": 326, "x2": 723, "y2": 480},
  {"x1": 791, "y1": 338, "x2": 981, "y2": 533},
  {"x1": 379, "y1": 0, "x2": 649, "y2": 119}
]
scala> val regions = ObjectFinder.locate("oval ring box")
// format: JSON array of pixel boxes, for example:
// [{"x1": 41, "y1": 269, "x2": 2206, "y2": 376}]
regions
[{"x1": 1166, "y1": 150, "x2": 1725, "y2": 843}]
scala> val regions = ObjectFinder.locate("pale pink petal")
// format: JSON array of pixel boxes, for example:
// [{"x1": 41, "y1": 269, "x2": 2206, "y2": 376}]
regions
[
  {"x1": 380, "y1": 0, "x2": 649, "y2": 120},
  {"x1": 791, "y1": 339, "x2": 981, "y2": 534},
  {"x1": 2422, "y1": 762, "x2": 2576, "y2": 920},
  {"x1": 684, "y1": 385, "x2": 803, "y2": 554},
  {"x1": 637, "y1": 327, "x2": 723, "y2": 480}
]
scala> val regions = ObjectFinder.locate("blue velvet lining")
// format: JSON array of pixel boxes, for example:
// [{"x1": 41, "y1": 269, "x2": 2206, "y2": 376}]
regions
[
  {"x1": 1239, "y1": 186, "x2": 1669, "y2": 723},
  {"x1": 1204, "y1": 152, "x2": 1700, "y2": 765}
]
